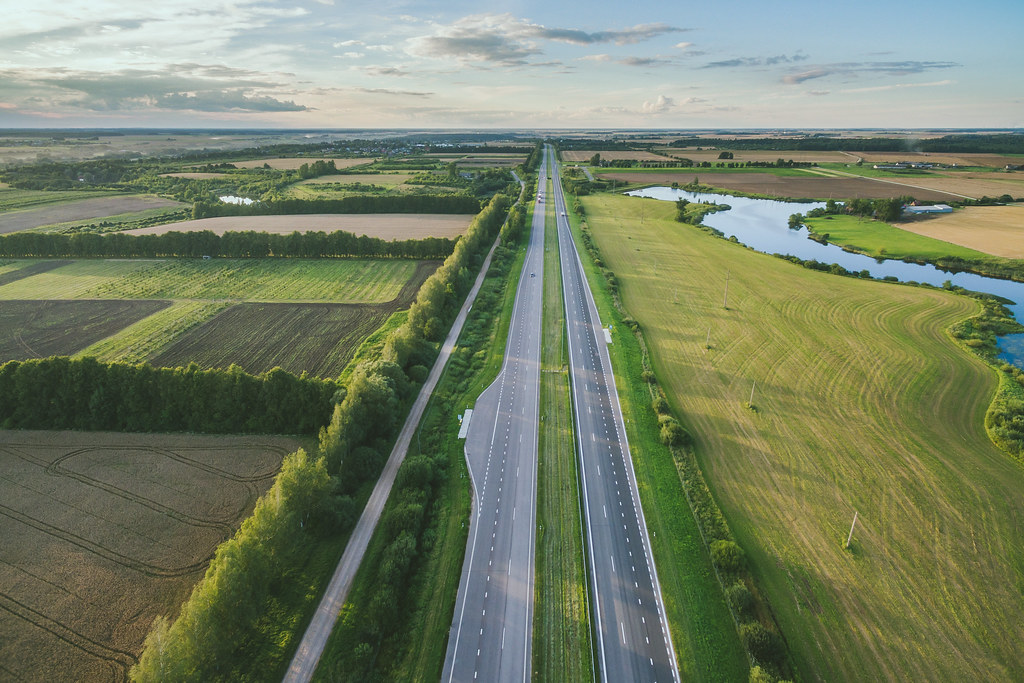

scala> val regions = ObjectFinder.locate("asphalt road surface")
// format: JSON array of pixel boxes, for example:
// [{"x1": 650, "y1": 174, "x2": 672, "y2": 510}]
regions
[
  {"x1": 441, "y1": 159, "x2": 547, "y2": 683},
  {"x1": 551, "y1": 146, "x2": 681, "y2": 683},
  {"x1": 283, "y1": 177, "x2": 524, "y2": 683}
]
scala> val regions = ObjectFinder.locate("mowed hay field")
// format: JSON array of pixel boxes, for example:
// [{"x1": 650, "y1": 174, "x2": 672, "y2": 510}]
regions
[
  {"x1": 895, "y1": 205, "x2": 1024, "y2": 258},
  {"x1": 596, "y1": 171, "x2": 962, "y2": 201},
  {"x1": 0, "y1": 430, "x2": 298, "y2": 683},
  {"x1": 561, "y1": 149, "x2": 670, "y2": 162},
  {"x1": 664, "y1": 149, "x2": 856, "y2": 164},
  {"x1": 580, "y1": 194, "x2": 1024, "y2": 681},
  {"x1": 128, "y1": 213, "x2": 472, "y2": 240}
]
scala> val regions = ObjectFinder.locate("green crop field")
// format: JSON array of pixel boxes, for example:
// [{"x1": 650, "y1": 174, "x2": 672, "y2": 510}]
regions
[
  {"x1": 804, "y1": 213, "x2": 994, "y2": 261},
  {"x1": 579, "y1": 193, "x2": 1024, "y2": 682},
  {"x1": 0, "y1": 188, "x2": 117, "y2": 212},
  {"x1": 0, "y1": 258, "x2": 425, "y2": 303}
]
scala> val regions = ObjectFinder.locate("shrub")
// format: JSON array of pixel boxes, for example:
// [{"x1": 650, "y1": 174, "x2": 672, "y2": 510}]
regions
[{"x1": 710, "y1": 539, "x2": 746, "y2": 575}]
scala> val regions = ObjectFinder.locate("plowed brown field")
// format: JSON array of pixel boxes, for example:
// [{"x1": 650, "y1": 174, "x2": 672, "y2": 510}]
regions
[{"x1": 0, "y1": 430, "x2": 299, "y2": 683}]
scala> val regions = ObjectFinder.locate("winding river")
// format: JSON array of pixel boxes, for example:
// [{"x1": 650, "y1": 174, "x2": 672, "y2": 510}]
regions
[{"x1": 626, "y1": 186, "x2": 1024, "y2": 365}]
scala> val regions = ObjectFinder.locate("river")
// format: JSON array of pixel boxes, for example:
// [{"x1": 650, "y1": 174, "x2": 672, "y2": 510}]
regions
[{"x1": 626, "y1": 187, "x2": 1024, "y2": 366}]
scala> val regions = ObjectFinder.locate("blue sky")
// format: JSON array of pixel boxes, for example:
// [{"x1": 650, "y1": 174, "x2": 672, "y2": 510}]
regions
[{"x1": 0, "y1": 0, "x2": 1020, "y2": 128}]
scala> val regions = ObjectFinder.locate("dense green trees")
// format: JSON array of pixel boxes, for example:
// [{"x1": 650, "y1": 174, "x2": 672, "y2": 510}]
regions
[
  {"x1": 0, "y1": 228, "x2": 456, "y2": 259},
  {"x1": 0, "y1": 359, "x2": 334, "y2": 434}
]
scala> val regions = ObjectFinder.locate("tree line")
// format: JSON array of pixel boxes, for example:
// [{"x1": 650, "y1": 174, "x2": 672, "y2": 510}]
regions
[
  {"x1": 191, "y1": 193, "x2": 480, "y2": 219},
  {"x1": 0, "y1": 358, "x2": 335, "y2": 435},
  {"x1": 0, "y1": 228, "x2": 456, "y2": 259},
  {"x1": 130, "y1": 192, "x2": 514, "y2": 681}
]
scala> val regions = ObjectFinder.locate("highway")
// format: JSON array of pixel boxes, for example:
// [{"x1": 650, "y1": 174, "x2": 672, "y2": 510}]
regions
[
  {"x1": 441, "y1": 156, "x2": 547, "y2": 682},
  {"x1": 551, "y1": 146, "x2": 681, "y2": 683}
]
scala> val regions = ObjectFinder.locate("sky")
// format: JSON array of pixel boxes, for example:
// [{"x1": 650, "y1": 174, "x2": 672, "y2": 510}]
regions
[{"x1": 0, "y1": 0, "x2": 1021, "y2": 130}]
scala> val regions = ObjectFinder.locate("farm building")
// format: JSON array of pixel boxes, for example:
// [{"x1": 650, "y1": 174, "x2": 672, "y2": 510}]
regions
[{"x1": 903, "y1": 204, "x2": 953, "y2": 215}]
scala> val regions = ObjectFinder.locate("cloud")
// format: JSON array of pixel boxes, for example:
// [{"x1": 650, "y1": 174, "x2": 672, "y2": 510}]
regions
[
  {"x1": 579, "y1": 54, "x2": 675, "y2": 67},
  {"x1": 0, "y1": 65, "x2": 310, "y2": 113},
  {"x1": 641, "y1": 95, "x2": 674, "y2": 114},
  {"x1": 364, "y1": 65, "x2": 408, "y2": 77},
  {"x1": 840, "y1": 79, "x2": 954, "y2": 94},
  {"x1": 352, "y1": 87, "x2": 432, "y2": 97},
  {"x1": 408, "y1": 14, "x2": 686, "y2": 67},
  {"x1": 703, "y1": 52, "x2": 808, "y2": 69},
  {"x1": 781, "y1": 60, "x2": 959, "y2": 84}
]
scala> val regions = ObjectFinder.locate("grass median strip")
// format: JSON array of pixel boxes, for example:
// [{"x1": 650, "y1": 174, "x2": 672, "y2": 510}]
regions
[{"x1": 533, "y1": 176, "x2": 592, "y2": 682}]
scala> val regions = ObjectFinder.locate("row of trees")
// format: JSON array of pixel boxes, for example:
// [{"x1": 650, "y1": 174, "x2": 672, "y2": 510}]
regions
[
  {"x1": 670, "y1": 134, "x2": 1024, "y2": 154},
  {"x1": 191, "y1": 193, "x2": 481, "y2": 219},
  {"x1": 0, "y1": 359, "x2": 336, "y2": 435},
  {"x1": 131, "y1": 192, "x2": 516, "y2": 680},
  {"x1": 0, "y1": 228, "x2": 456, "y2": 259}
]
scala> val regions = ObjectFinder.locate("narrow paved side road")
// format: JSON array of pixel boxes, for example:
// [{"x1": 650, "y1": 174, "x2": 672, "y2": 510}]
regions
[{"x1": 283, "y1": 179, "x2": 523, "y2": 683}]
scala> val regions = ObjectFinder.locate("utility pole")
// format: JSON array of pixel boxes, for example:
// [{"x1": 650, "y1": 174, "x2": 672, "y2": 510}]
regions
[
  {"x1": 749, "y1": 380, "x2": 756, "y2": 406},
  {"x1": 845, "y1": 511, "x2": 859, "y2": 549},
  {"x1": 705, "y1": 327, "x2": 711, "y2": 351},
  {"x1": 723, "y1": 270, "x2": 731, "y2": 309}
]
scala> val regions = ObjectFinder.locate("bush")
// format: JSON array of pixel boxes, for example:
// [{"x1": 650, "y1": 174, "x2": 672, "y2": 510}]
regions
[
  {"x1": 725, "y1": 580, "x2": 755, "y2": 618},
  {"x1": 710, "y1": 539, "x2": 746, "y2": 575},
  {"x1": 658, "y1": 414, "x2": 690, "y2": 447},
  {"x1": 740, "y1": 622, "x2": 786, "y2": 671}
]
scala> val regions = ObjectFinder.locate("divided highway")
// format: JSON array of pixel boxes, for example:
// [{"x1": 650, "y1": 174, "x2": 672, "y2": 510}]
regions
[
  {"x1": 441, "y1": 156, "x2": 548, "y2": 682},
  {"x1": 551, "y1": 147, "x2": 680, "y2": 683}
]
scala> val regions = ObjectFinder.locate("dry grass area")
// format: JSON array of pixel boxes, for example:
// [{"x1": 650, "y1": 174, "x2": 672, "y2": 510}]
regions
[
  {"x1": 230, "y1": 158, "x2": 372, "y2": 170},
  {"x1": 663, "y1": 149, "x2": 854, "y2": 164},
  {"x1": 895, "y1": 205, "x2": 1024, "y2": 258},
  {"x1": 597, "y1": 171, "x2": 962, "y2": 201},
  {"x1": 1, "y1": 196, "x2": 184, "y2": 235},
  {"x1": 581, "y1": 193, "x2": 1024, "y2": 682},
  {"x1": 0, "y1": 430, "x2": 299, "y2": 683},
  {"x1": 127, "y1": 213, "x2": 472, "y2": 239},
  {"x1": 560, "y1": 149, "x2": 669, "y2": 162}
]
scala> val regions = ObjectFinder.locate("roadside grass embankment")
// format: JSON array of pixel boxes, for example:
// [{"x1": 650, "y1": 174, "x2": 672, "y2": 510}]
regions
[
  {"x1": 310, "y1": 199, "x2": 532, "y2": 682},
  {"x1": 578, "y1": 192, "x2": 1024, "y2": 682},
  {"x1": 565, "y1": 190, "x2": 749, "y2": 681},
  {"x1": 533, "y1": 176, "x2": 592, "y2": 682}
]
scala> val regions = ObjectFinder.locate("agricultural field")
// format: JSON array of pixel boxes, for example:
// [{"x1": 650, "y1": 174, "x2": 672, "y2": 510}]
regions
[
  {"x1": 0, "y1": 195, "x2": 184, "y2": 234},
  {"x1": 0, "y1": 299, "x2": 170, "y2": 360},
  {"x1": 0, "y1": 429, "x2": 298, "y2": 683},
  {"x1": 0, "y1": 258, "x2": 420, "y2": 303},
  {"x1": 129, "y1": 213, "x2": 472, "y2": 240},
  {"x1": 595, "y1": 170, "x2": 962, "y2": 200},
  {"x1": 158, "y1": 172, "x2": 227, "y2": 179},
  {"x1": 149, "y1": 301, "x2": 397, "y2": 377},
  {"x1": 0, "y1": 258, "x2": 435, "y2": 371},
  {"x1": 230, "y1": 157, "x2": 372, "y2": 170},
  {"x1": 579, "y1": 193, "x2": 1024, "y2": 682},
  {"x1": 879, "y1": 173, "x2": 1024, "y2": 200},
  {"x1": 296, "y1": 173, "x2": 413, "y2": 186},
  {"x1": 893, "y1": 205, "x2": 1024, "y2": 258},
  {"x1": 663, "y1": 149, "x2": 856, "y2": 164},
  {"x1": 561, "y1": 149, "x2": 670, "y2": 162},
  {"x1": 856, "y1": 152, "x2": 1023, "y2": 168}
]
